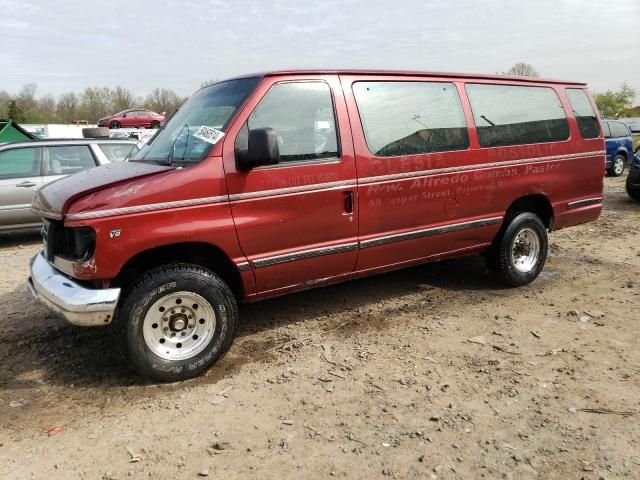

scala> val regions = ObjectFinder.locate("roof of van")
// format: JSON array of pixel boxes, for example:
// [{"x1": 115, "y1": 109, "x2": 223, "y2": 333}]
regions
[{"x1": 229, "y1": 69, "x2": 586, "y2": 86}]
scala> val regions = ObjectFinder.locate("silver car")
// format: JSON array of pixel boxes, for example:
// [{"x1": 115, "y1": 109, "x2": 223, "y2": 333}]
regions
[{"x1": 0, "y1": 138, "x2": 139, "y2": 232}]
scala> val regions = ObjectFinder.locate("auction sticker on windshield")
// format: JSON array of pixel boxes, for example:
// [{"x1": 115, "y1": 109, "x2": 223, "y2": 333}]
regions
[{"x1": 193, "y1": 125, "x2": 225, "y2": 144}]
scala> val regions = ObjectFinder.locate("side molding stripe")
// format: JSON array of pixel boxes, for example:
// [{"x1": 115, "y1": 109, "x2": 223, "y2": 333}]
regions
[
  {"x1": 359, "y1": 217, "x2": 503, "y2": 249},
  {"x1": 566, "y1": 197, "x2": 602, "y2": 209},
  {"x1": 66, "y1": 195, "x2": 228, "y2": 221},
  {"x1": 252, "y1": 242, "x2": 359, "y2": 269},
  {"x1": 247, "y1": 216, "x2": 503, "y2": 269}
]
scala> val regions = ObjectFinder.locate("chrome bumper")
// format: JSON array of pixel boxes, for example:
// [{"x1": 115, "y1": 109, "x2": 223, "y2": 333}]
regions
[{"x1": 27, "y1": 252, "x2": 121, "y2": 327}]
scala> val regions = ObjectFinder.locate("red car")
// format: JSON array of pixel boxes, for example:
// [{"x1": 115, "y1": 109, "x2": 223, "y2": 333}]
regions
[
  {"x1": 97, "y1": 109, "x2": 165, "y2": 129},
  {"x1": 29, "y1": 70, "x2": 604, "y2": 381}
]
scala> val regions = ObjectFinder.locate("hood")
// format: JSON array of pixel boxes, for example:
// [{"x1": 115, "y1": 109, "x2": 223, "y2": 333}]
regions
[{"x1": 32, "y1": 162, "x2": 174, "y2": 219}]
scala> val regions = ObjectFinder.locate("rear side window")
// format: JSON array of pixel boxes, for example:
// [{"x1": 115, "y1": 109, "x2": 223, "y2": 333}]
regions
[
  {"x1": 466, "y1": 84, "x2": 569, "y2": 147},
  {"x1": 353, "y1": 81, "x2": 469, "y2": 156},
  {"x1": 248, "y1": 81, "x2": 339, "y2": 163},
  {"x1": 566, "y1": 89, "x2": 600, "y2": 139},
  {"x1": 44, "y1": 145, "x2": 97, "y2": 176},
  {"x1": 0, "y1": 147, "x2": 41, "y2": 179},
  {"x1": 99, "y1": 143, "x2": 137, "y2": 162},
  {"x1": 610, "y1": 121, "x2": 630, "y2": 138}
]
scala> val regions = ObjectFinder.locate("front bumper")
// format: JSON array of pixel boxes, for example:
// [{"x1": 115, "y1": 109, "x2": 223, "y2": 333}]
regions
[{"x1": 27, "y1": 252, "x2": 121, "y2": 327}]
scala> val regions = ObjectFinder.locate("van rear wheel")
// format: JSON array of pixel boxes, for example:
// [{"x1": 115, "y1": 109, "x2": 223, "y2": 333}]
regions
[
  {"x1": 486, "y1": 212, "x2": 548, "y2": 287},
  {"x1": 114, "y1": 263, "x2": 237, "y2": 381}
]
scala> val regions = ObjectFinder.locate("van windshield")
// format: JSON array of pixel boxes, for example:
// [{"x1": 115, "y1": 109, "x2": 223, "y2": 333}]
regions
[{"x1": 131, "y1": 77, "x2": 261, "y2": 165}]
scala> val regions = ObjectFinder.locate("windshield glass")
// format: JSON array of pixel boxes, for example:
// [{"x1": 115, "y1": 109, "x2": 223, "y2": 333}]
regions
[{"x1": 131, "y1": 77, "x2": 261, "y2": 164}]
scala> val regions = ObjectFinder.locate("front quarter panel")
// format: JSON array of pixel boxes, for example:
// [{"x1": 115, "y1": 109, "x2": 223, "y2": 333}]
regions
[{"x1": 64, "y1": 158, "x2": 250, "y2": 289}]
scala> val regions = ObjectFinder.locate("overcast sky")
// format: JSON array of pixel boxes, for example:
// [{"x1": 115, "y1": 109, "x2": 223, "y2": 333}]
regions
[{"x1": 1, "y1": 0, "x2": 638, "y2": 100}]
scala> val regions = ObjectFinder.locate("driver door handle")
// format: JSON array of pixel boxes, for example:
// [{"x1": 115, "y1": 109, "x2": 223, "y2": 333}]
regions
[
  {"x1": 16, "y1": 181, "x2": 37, "y2": 188},
  {"x1": 344, "y1": 191, "x2": 354, "y2": 213}
]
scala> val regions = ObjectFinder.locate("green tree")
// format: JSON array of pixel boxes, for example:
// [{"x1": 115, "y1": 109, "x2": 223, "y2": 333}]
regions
[
  {"x1": 8, "y1": 99, "x2": 25, "y2": 122},
  {"x1": 594, "y1": 83, "x2": 637, "y2": 118},
  {"x1": 503, "y1": 62, "x2": 539, "y2": 77}
]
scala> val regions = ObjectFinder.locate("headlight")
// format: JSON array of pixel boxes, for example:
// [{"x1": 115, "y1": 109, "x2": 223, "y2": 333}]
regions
[{"x1": 61, "y1": 227, "x2": 96, "y2": 262}]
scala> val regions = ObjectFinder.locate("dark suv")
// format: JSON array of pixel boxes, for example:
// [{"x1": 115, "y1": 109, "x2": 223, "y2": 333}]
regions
[
  {"x1": 626, "y1": 148, "x2": 640, "y2": 201},
  {"x1": 602, "y1": 120, "x2": 633, "y2": 176}
]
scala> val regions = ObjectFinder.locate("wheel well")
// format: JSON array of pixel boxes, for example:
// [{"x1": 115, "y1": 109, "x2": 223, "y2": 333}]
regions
[
  {"x1": 505, "y1": 194, "x2": 554, "y2": 230},
  {"x1": 616, "y1": 151, "x2": 627, "y2": 160},
  {"x1": 112, "y1": 242, "x2": 243, "y2": 298}
]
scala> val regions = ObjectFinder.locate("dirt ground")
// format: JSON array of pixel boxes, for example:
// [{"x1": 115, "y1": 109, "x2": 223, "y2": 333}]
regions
[{"x1": 0, "y1": 175, "x2": 638, "y2": 480}]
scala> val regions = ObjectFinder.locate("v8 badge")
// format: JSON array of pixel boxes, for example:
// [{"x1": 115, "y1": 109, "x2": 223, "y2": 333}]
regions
[{"x1": 109, "y1": 229, "x2": 121, "y2": 239}]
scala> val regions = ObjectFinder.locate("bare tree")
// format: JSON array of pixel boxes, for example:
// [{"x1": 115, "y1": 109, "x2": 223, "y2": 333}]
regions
[
  {"x1": 0, "y1": 90, "x2": 11, "y2": 118},
  {"x1": 78, "y1": 87, "x2": 114, "y2": 122},
  {"x1": 503, "y1": 63, "x2": 539, "y2": 77},
  {"x1": 143, "y1": 88, "x2": 185, "y2": 115},
  {"x1": 56, "y1": 92, "x2": 79, "y2": 123},
  {"x1": 17, "y1": 83, "x2": 38, "y2": 111},
  {"x1": 112, "y1": 86, "x2": 139, "y2": 112}
]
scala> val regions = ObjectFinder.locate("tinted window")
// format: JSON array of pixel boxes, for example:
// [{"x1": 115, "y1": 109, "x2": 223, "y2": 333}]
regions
[
  {"x1": 353, "y1": 81, "x2": 468, "y2": 156},
  {"x1": 601, "y1": 122, "x2": 611, "y2": 138},
  {"x1": 610, "y1": 122, "x2": 630, "y2": 138},
  {"x1": 466, "y1": 84, "x2": 569, "y2": 147},
  {"x1": 0, "y1": 148, "x2": 41, "y2": 179},
  {"x1": 566, "y1": 89, "x2": 600, "y2": 139},
  {"x1": 99, "y1": 142, "x2": 138, "y2": 162},
  {"x1": 44, "y1": 145, "x2": 97, "y2": 175},
  {"x1": 248, "y1": 81, "x2": 339, "y2": 163}
]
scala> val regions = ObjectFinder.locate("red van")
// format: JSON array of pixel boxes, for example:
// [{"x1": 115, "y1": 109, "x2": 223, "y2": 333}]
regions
[{"x1": 28, "y1": 70, "x2": 604, "y2": 380}]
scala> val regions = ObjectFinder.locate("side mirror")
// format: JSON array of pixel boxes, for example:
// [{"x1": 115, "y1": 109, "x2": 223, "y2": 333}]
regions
[
  {"x1": 236, "y1": 127, "x2": 280, "y2": 170},
  {"x1": 122, "y1": 114, "x2": 127, "y2": 118}
]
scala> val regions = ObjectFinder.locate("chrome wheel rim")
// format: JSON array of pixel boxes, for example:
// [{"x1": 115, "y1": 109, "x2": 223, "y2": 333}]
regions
[
  {"x1": 614, "y1": 157, "x2": 624, "y2": 175},
  {"x1": 511, "y1": 227, "x2": 540, "y2": 273},
  {"x1": 142, "y1": 291, "x2": 216, "y2": 361}
]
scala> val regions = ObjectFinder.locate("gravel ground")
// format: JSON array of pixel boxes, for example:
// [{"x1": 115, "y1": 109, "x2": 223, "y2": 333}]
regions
[{"x1": 0, "y1": 175, "x2": 639, "y2": 480}]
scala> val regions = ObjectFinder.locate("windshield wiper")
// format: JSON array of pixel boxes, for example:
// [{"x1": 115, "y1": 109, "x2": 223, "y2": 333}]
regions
[
  {"x1": 480, "y1": 115, "x2": 496, "y2": 126},
  {"x1": 168, "y1": 123, "x2": 189, "y2": 166}
]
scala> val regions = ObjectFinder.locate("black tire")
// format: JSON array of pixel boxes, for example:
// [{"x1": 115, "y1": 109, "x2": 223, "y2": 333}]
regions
[
  {"x1": 485, "y1": 212, "x2": 548, "y2": 287},
  {"x1": 110, "y1": 120, "x2": 121, "y2": 129},
  {"x1": 627, "y1": 178, "x2": 640, "y2": 202},
  {"x1": 114, "y1": 263, "x2": 238, "y2": 381},
  {"x1": 151, "y1": 120, "x2": 160, "y2": 129},
  {"x1": 82, "y1": 126, "x2": 110, "y2": 138},
  {"x1": 607, "y1": 154, "x2": 626, "y2": 177}
]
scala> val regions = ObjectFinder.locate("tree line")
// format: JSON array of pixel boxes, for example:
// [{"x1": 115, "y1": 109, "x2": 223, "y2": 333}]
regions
[
  {"x1": 1, "y1": 65, "x2": 637, "y2": 124},
  {"x1": 0, "y1": 84, "x2": 187, "y2": 124}
]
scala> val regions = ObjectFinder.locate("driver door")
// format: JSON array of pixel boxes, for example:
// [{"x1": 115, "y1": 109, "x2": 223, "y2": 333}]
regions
[{"x1": 222, "y1": 75, "x2": 358, "y2": 295}]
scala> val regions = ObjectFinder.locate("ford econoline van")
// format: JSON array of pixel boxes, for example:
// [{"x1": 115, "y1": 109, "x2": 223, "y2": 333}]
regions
[{"x1": 27, "y1": 70, "x2": 605, "y2": 380}]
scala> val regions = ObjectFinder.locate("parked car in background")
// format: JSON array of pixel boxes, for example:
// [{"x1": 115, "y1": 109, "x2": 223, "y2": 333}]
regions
[
  {"x1": 98, "y1": 109, "x2": 165, "y2": 129},
  {"x1": 0, "y1": 138, "x2": 139, "y2": 232},
  {"x1": 626, "y1": 148, "x2": 640, "y2": 201},
  {"x1": 601, "y1": 120, "x2": 633, "y2": 176}
]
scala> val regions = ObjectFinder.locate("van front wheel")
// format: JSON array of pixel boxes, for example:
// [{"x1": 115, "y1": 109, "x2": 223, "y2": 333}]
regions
[
  {"x1": 486, "y1": 212, "x2": 548, "y2": 287},
  {"x1": 114, "y1": 264, "x2": 237, "y2": 381}
]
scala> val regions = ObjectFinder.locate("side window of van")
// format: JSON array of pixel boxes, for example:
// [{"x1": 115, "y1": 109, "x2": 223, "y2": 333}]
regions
[
  {"x1": 565, "y1": 89, "x2": 600, "y2": 139},
  {"x1": 352, "y1": 81, "x2": 469, "y2": 156},
  {"x1": 466, "y1": 84, "x2": 569, "y2": 147},
  {"x1": 248, "y1": 81, "x2": 339, "y2": 163}
]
